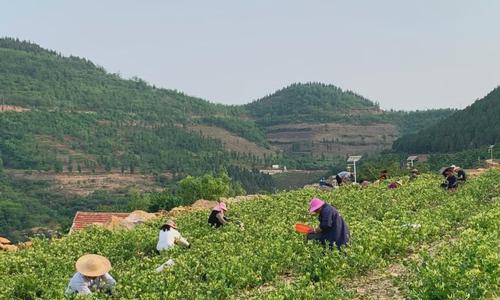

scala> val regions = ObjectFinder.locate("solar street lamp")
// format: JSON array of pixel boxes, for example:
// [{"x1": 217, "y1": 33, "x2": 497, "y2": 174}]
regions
[
  {"x1": 406, "y1": 155, "x2": 418, "y2": 168},
  {"x1": 347, "y1": 156, "x2": 362, "y2": 183},
  {"x1": 488, "y1": 145, "x2": 494, "y2": 162}
]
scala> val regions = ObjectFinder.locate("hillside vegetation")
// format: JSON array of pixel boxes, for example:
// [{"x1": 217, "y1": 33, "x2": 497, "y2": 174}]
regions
[
  {"x1": 393, "y1": 87, "x2": 500, "y2": 153},
  {"x1": 246, "y1": 83, "x2": 455, "y2": 135},
  {"x1": 0, "y1": 37, "x2": 458, "y2": 240},
  {"x1": 0, "y1": 38, "x2": 258, "y2": 176},
  {"x1": 0, "y1": 169, "x2": 498, "y2": 299},
  {"x1": 0, "y1": 38, "x2": 454, "y2": 176},
  {"x1": 246, "y1": 83, "x2": 379, "y2": 124}
]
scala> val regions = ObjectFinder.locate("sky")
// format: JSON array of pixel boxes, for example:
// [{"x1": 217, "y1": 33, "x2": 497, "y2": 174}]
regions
[{"x1": 1, "y1": 0, "x2": 500, "y2": 110}]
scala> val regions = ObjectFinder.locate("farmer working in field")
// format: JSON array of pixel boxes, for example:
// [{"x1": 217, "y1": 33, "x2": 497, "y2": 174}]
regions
[
  {"x1": 65, "y1": 254, "x2": 116, "y2": 296},
  {"x1": 306, "y1": 198, "x2": 350, "y2": 250},
  {"x1": 156, "y1": 220, "x2": 190, "y2": 252},
  {"x1": 378, "y1": 169, "x2": 389, "y2": 180},
  {"x1": 409, "y1": 168, "x2": 419, "y2": 181},
  {"x1": 452, "y1": 165, "x2": 467, "y2": 182},
  {"x1": 388, "y1": 180, "x2": 403, "y2": 189},
  {"x1": 441, "y1": 167, "x2": 457, "y2": 191},
  {"x1": 319, "y1": 178, "x2": 333, "y2": 188},
  {"x1": 208, "y1": 202, "x2": 229, "y2": 228},
  {"x1": 335, "y1": 171, "x2": 352, "y2": 186}
]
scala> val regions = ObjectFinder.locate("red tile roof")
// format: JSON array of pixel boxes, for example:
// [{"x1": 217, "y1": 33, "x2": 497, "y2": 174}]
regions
[{"x1": 70, "y1": 211, "x2": 130, "y2": 233}]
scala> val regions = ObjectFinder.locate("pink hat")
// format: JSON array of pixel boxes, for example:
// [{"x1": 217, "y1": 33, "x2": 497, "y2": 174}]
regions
[
  {"x1": 214, "y1": 202, "x2": 227, "y2": 212},
  {"x1": 309, "y1": 198, "x2": 325, "y2": 213}
]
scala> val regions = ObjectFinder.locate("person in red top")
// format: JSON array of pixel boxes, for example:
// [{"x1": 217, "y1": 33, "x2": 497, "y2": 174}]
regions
[
  {"x1": 388, "y1": 180, "x2": 403, "y2": 189},
  {"x1": 378, "y1": 170, "x2": 389, "y2": 180}
]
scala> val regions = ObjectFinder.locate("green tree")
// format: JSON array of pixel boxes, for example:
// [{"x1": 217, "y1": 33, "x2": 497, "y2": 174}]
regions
[
  {"x1": 127, "y1": 189, "x2": 150, "y2": 211},
  {"x1": 53, "y1": 161, "x2": 63, "y2": 173},
  {"x1": 178, "y1": 172, "x2": 233, "y2": 202},
  {"x1": 67, "y1": 158, "x2": 73, "y2": 173}
]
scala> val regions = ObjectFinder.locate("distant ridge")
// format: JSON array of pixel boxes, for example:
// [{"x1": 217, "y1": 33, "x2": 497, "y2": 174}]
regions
[
  {"x1": 393, "y1": 87, "x2": 500, "y2": 153},
  {"x1": 245, "y1": 82, "x2": 380, "y2": 124}
]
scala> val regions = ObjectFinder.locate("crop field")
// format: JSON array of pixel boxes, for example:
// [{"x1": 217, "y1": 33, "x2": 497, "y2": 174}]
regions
[{"x1": 0, "y1": 170, "x2": 498, "y2": 299}]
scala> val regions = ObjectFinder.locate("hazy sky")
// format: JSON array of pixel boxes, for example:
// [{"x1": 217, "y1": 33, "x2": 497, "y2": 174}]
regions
[{"x1": 1, "y1": 1, "x2": 499, "y2": 110}]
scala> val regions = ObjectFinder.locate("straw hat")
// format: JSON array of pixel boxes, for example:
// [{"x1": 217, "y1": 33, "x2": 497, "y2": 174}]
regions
[
  {"x1": 164, "y1": 219, "x2": 177, "y2": 229},
  {"x1": 76, "y1": 254, "x2": 112, "y2": 277}
]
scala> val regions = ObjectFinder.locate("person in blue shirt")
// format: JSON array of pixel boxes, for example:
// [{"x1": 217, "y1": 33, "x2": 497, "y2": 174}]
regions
[
  {"x1": 319, "y1": 178, "x2": 333, "y2": 188},
  {"x1": 306, "y1": 198, "x2": 350, "y2": 250}
]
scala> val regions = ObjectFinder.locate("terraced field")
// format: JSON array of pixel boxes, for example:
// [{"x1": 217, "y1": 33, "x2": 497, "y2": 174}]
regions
[{"x1": 1, "y1": 170, "x2": 498, "y2": 299}]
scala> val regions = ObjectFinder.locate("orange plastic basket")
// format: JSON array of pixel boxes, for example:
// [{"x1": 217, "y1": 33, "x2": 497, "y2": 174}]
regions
[{"x1": 295, "y1": 223, "x2": 312, "y2": 234}]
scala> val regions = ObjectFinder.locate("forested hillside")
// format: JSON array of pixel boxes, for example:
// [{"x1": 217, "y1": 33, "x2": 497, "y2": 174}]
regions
[
  {"x1": 0, "y1": 38, "x2": 456, "y2": 175},
  {"x1": 0, "y1": 38, "x2": 457, "y2": 240},
  {"x1": 246, "y1": 83, "x2": 380, "y2": 125},
  {"x1": 0, "y1": 38, "x2": 269, "y2": 176},
  {"x1": 0, "y1": 38, "x2": 274, "y2": 241},
  {"x1": 246, "y1": 83, "x2": 455, "y2": 135},
  {"x1": 393, "y1": 87, "x2": 500, "y2": 153}
]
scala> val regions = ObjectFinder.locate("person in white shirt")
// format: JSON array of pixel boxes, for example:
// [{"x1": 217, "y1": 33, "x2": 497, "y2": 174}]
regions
[
  {"x1": 65, "y1": 254, "x2": 116, "y2": 296},
  {"x1": 156, "y1": 220, "x2": 190, "y2": 252}
]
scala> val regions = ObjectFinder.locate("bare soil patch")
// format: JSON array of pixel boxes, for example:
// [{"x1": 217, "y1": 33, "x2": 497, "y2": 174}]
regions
[
  {"x1": 231, "y1": 271, "x2": 296, "y2": 300},
  {"x1": 7, "y1": 170, "x2": 165, "y2": 196},
  {"x1": 0, "y1": 105, "x2": 30, "y2": 112},
  {"x1": 188, "y1": 125, "x2": 275, "y2": 157},
  {"x1": 53, "y1": 173, "x2": 164, "y2": 196},
  {"x1": 348, "y1": 264, "x2": 405, "y2": 300},
  {"x1": 266, "y1": 122, "x2": 398, "y2": 157}
]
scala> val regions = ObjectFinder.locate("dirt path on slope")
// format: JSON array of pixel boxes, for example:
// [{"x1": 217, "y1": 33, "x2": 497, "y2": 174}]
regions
[{"x1": 345, "y1": 236, "x2": 461, "y2": 300}]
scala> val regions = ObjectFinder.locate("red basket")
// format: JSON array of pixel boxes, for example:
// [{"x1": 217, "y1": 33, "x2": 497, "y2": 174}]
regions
[{"x1": 295, "y1": 223, "x2": 312, "y2": 234}]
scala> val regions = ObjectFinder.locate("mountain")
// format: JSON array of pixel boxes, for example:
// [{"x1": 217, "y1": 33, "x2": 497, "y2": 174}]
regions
[
  {"x1": 245, "y1": 83, "x2": 455, "y2": 161},
  {"x1": 0, "y1": 38, "x2": 456, "y2": 240},
  {"x1": 246, "y1": 82, "x2": 381, "y2": 125},
  {"x1": 393, "y1": 87, "x2": 500, "y2": 153},
  {"x1": 0, "y1": 38, "x2": 261, "y2": 176},
  {"x1": 0, "y1": 38, "x2": 454, "y2": 174}
]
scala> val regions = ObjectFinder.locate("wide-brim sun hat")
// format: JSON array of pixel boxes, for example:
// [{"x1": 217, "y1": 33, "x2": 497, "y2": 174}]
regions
[
  {"x1": 76, "y1": 254, "x2": 112, "y2": 277},
  {"x1": 165, "y1": 220, "x2": 177, "y2": 229},
  {"x1": 215, "y1": 202, "x2": 227, "y2": 211},
  {"x1": 309, "y1": 198, "x2": 325, "y2": 213}
]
